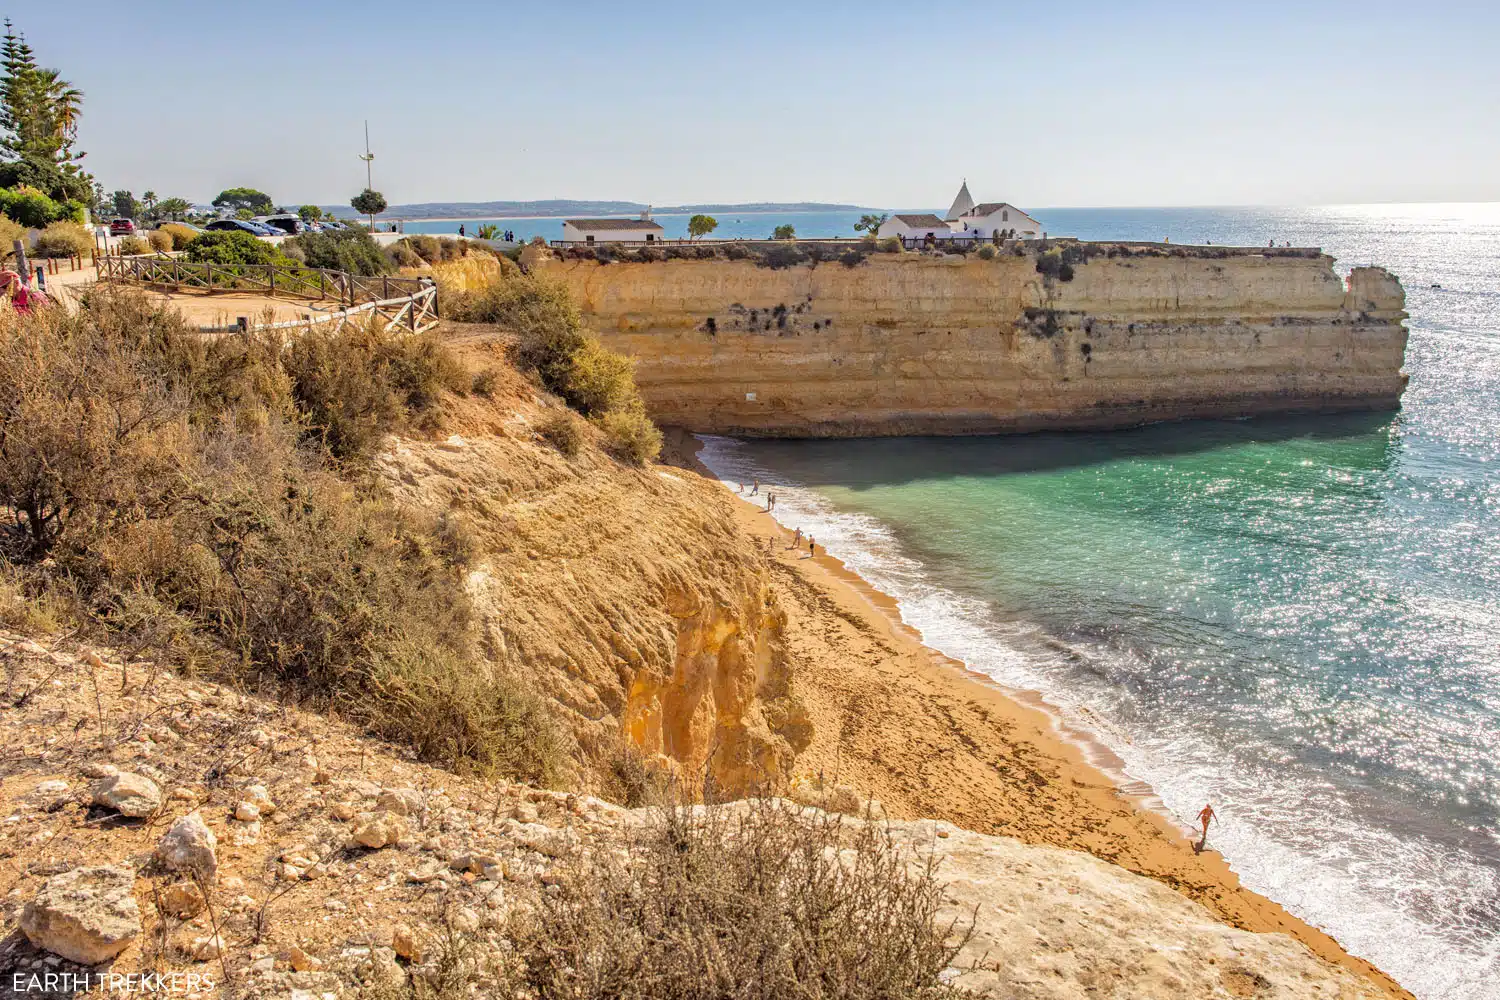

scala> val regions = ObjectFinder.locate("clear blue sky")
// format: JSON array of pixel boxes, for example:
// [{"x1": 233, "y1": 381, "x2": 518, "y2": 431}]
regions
[{"x1": 27, "y1": 0, "x2": 1500, "y2": 208}]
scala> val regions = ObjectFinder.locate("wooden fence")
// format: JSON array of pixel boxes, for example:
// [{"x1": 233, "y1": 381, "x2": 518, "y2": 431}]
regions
[
  {"x1": 96, "y1": 254, "x2": 433, "y2": 306},
  {"x1": 95, "y1": 254, "x2": 440, "y2": 334}
]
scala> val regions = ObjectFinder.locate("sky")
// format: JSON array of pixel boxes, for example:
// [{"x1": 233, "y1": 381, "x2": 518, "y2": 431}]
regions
[{"x1": 25, "y1": 0, "x2": 1500, "y2": 209}]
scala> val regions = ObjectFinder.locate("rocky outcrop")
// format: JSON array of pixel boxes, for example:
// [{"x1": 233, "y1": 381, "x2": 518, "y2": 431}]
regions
[
  {"x1": 90, "y1": 772, "x2": 161, "y2": 818},
  {"x1": 536, "y1": 250, "x2": 1409, "y2": 436},
  {"x1": 20, "y1": 866, "x2": 142, "y2": 965},
  {"x1": 882, "y1": 815, "x2": 1391, "y2": 999}
]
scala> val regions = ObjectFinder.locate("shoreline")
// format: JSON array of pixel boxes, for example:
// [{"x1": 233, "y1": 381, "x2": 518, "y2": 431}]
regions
[{"x1": 666, "y1": 428, "x2": 1412, "y2": 1000}]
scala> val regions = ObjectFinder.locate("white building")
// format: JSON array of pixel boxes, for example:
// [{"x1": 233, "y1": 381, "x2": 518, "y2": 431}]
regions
[
  {"x1": 954, "y1": 201, "x2": 1042, "y2": 240},
  {"x1": 944, "y1": 180, "x2": 975, "y2": 221},
  {"x1": 561, "y1": 213, "x2": 665, "y2": 243},
  {"x1": 876, "y1": 213, "x2": 956, "y2": 242}
]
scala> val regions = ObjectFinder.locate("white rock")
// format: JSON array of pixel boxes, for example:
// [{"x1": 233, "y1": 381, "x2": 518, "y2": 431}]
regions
[
  {"x1": 351, "y1": 811, "x2": 406, "y2": 849},
  {"x1": 156, "y1": 812, "x2": 218, "y2": 882},
  {"x1": 243, "y1": 784, "x2": 275, "y2": 815},
  {"x1": 90, "y1": 772, "x2": 162, "y2": 817},
  {"x1": 80, "y1": 762, "x2": 119, "y2": 779},
  {"x1": 377, "y1": 787, "x2": 424, "y2": 816},
  {"x1": 33, "y1": 780, "x2": 69, "y2": 796},
  {"x1": 234, "y1": 801, "x2": 261, "y2": 823},
  {"x1": 20, "y1": 866, "x2": 142, "y2": 964}
]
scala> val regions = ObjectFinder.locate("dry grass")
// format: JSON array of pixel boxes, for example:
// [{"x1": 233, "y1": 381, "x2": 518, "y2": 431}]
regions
[
  {"x1": 0, "y1": 287, "x2": 566, "y2": 782},
  {"x1": 509, "y1": 799, "x2": 973, "y2": 999}
]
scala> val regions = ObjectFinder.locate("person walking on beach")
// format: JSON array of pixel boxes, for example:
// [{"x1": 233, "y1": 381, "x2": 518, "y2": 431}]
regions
[
  {"x1": 1196, "y1": 803, "x2": 1217, "y2": 851},
  {"x1": 792, "y1": 527, "x2": 802, "y2": 549},
  {"x1": 808, "y1": 537, "x2": 816, "y2": 559},
  {"x1": 751, "y1": 479, "x2": 759, "y2": 496}
]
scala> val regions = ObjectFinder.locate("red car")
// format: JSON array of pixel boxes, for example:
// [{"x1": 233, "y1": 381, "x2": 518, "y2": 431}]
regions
[{"x1": 109, "y1": 218, "x2": 136, "y2": 236}]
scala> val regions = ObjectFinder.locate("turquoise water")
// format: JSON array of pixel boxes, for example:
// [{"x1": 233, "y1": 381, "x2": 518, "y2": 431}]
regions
[{"x1": 698, "y1": 204, "x2": 1500, "y2": 1000}]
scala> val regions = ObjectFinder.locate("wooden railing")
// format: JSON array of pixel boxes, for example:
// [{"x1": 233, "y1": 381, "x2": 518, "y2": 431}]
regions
[
  {"x1": 95, "y1": 254, "x2": 440, "y2": 335},
  {"x1": 96, "y1": 255, "x2": 433, "y2": 306}
]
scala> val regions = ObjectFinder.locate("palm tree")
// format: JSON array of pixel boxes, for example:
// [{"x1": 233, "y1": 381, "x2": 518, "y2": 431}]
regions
[{"x1": 143, "y1": 191, "x2": 157, "y2": 221}]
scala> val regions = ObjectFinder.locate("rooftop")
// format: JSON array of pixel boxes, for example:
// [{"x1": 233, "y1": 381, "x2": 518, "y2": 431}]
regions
[
  {"x1": 892, "y1": 213, "x2": 950, "y2": 228},
  {"x1": 565, "y1": 218, "x2": 665, "y2": 230}
]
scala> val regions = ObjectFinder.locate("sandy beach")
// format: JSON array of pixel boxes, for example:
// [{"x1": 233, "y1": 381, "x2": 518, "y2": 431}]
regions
[{"x1": 666, "y1": 429, "x2": 1411, "y2": 999}]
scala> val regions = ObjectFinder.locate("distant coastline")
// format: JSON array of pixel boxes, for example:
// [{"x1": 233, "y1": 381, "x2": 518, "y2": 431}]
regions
[{"x1": 322, "y1": 200, "x2": 882, "y2": 222}]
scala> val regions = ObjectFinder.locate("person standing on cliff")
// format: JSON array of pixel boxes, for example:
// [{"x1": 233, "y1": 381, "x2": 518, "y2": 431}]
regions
[{"x1": 1196, "y1": 803, "x2": 1217, "y2": 851}]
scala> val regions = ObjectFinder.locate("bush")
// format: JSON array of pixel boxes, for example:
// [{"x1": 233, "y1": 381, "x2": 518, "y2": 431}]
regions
[
  {"x1": 146, "y1": 230, "x2": 172, "y2": 254},
  {"x1": 470, "y1": 368, "x2": 499, "y2": 398},
  {"x1": 877, "y1": 236, "x2": 903, "y2": 253},
  {"x1": 561, "y1": 336, "x2": 638, "y2": 416},
  {"x1": 389, "y1": 242, "x2": 421, "y2": 267},
  {"x1": 183, "y1": 229, "x2": 283, "y2": 265},
  {"x1": 539, "y1": 408, "x2": 585, "y2": 456},
  {"x1": 507, "y1": 800, "x2": 973, "y2": 999},
  {"x1": 760, "y1": 243, "x2": 806, "y2": 269},
  {"x1": 598, "y1": 407, "x2": 662, "y2": 465},
  {"x1": 159, "y1": 223, "x2": 198, "y2": 251},
  {"x1": 117, "y1": 235, "x2": 150, "y2": 256},
  {"x1": 32, "y1": 221, "x2": 93, "y2": 258},
  {"x1": 723, "y1": 243, "x2": 751, "y2": 260},
  {"x1": 772, "y1": 224, "x2": 796, "y2": 240},
  {"x1": 0, "y1": 184, "x2": 61, "y2": 227},
  {"x1": 286, "y1": 228, "x2": 392, "y2": 276},
  {"x1": 282, "y1": 328, "x2": 466, "y2": 461},
  {"x1": 0, "y1": 214, "x2": 25, "y2": 258},
  {"x1": 839, "y1": 249, "x2": 867, "y2": 268},
  {"x1": 0, "y1": 289, "x2": 557, "y2": 780},
  {"x1": 976, "y1": 244, "x2": 997, "y2": 260}
]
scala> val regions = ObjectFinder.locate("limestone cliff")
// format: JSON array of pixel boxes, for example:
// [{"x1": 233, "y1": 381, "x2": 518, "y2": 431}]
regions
[
  {"x1": 535, "y1": 248, "x2": 1409, "y2": 436},
  {"x1": 372, "y1": 351, "x2": 810, "y2": 795}
]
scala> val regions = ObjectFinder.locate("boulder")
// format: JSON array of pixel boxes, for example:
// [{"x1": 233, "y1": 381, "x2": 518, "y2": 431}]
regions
[
  {"x1": 20, "y1": 866, "x2": 142, "y2": 965},
  {"x1": 351, "y1": 811, "x2": 406, "y2": 849},
  {"x1": 155, "y1": 812, "x2": 218, "y2": 882},
  {"x1": 377, "y1": 787, "x2": 424, "y2": 816},
  {"x1": 90, "y1": 772, "x2": 162, "y2": 817},
  {"x1": 159, "y1": 882, "x2": 205, "y2": 919}
]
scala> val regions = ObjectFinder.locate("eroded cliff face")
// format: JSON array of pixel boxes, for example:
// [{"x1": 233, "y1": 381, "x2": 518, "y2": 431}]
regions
[
  {"x1": 374, "y1": 356, "x2": 810, "y2": 795},
  {"x1": 535, "y1": 251, "x2": 1409, "y2": 436}
]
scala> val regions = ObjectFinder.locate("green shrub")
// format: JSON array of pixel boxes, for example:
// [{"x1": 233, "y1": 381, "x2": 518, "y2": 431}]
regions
[
  {"x1": 32, "y1": 221, "x2": 93, "y2": 258},
  {"x1": 146, "y1": 230, "x2": 172, "y2": 254},
  {"x1": 976, "y1": 244, "x2": 997, "y2": 260},
  {"x1": 183, "y1": 229, "x2": 283, "y2": 265},
  {"x1": 159, "y1": 223, "x2": 198, "y2": 251},
  {"x1": 539, "y1": 408, "x2": 585, "y2": 456},
  {"x1": 772, "y1": 224, "x2": 796, "y2": 240},
  {"x1": 839, "y1": 249, "x2": 867, "y2": 268},
  {"x1": 286, "y1": 228, "x2": 392, "y2": 276},
  {"x1": 598, "y1": 407, "x2": 662, "y2": 465},
  {"x1": 0, "y1": 184, "x2": 61, "y2": 227},
  {"x1": 724, "y1": 243, "x2": 751, "y2": 260},
  {"x1": 561, "y1": 336, "x2": 637, "y2": 416},
  {"x1": 117, "y1": 235, "x2": 150, "y2": 255}
]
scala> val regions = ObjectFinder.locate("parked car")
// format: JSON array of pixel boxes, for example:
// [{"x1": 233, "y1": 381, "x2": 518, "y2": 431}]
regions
[
  {"x1": 255, "y1": 215, "x2": 305, "y2": 236},
  {"x1": 110, "y1": 218, "x2": 136, "y2": 236},
  {"x1": 318, "y1": 218, "x2": 346, "y2": 231},
  {"x1": 205, "y1": 219, "x2": 277, "y2": 237}
]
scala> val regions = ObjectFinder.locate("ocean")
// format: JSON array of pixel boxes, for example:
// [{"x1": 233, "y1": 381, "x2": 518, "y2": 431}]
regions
[
  {"x1": 694, "y1": 204, "x2": 1500, "y2": 1000},
  {"x1": 397, "y1": 210, "x2": 874, "y2": 241}
]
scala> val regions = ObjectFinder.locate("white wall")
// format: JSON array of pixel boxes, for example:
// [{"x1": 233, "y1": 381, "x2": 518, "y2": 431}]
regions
[
  {"x1": 962, "y1": 208, "x2": 1042, "y2": 239},
  {"x1": 561, "y1": 222, "x2": 662, "y2": 243},
  {"x1": 876, "y1": 219, "x2": 956, "y2": 241}
]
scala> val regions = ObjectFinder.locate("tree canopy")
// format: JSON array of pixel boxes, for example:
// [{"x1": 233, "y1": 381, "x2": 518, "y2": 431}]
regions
[
  {"x1": 298, "y1": 204, "x2": 324, "y2": 223},
  {"x1": 350, "y1": 188, "x2": 388, "y2": 220},
  {"x1": 855, "y1": 213, "x2": 888, "y2": 238},
  {"x1": 0, "y1": 19, "x2": 91, "y2": 211},
  {"x1": 688, "y1": 214, "x2": 717, "y2": 240},
  {"x1": 111, "y1": 190, "x2": 138, "y2": 219},
  {"x1": 772, "y1": 224, "x2": 796, "y2": 240},
  {"x1": 212, "y1": 187, "x2": 274, "y2": 214},
  {"x1": 155, "y1": 197, "x2": 191, "y2": 221}
]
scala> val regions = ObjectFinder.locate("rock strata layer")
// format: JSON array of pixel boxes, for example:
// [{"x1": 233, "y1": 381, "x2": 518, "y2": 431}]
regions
[{"x1": 538, "y1": 252, "x2": 1409, "y2": 436}]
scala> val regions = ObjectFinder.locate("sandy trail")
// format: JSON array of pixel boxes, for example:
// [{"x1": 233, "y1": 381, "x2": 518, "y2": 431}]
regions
[{"x1": 663, "y1": 428, "x2": 1411, "y2": 1000}]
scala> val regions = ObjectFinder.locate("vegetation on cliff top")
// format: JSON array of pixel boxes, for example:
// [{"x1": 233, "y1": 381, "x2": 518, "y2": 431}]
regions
[
  {"x1": 0, "y1": 288, "x2": 565, "y2": 783},
  {"x1": 440, "y1": 270, "x2": 662, "y2": 463}
]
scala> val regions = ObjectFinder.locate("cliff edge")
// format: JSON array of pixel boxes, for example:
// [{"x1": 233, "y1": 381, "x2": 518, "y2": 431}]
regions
[{"x1": 536, "y1": 247, "x2": 1409, "y2": 436}]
